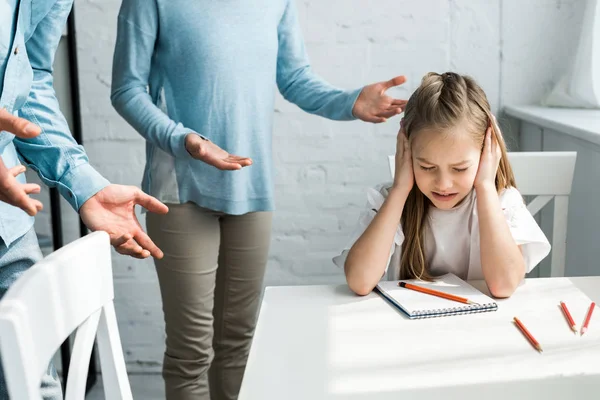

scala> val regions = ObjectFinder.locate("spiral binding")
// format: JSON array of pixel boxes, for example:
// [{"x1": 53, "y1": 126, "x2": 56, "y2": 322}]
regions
[{"x1": 412, "y1": 302, "x2": 498, "y2": 319}]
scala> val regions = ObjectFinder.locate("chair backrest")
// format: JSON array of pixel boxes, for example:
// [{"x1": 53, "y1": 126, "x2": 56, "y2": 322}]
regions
[
  {"x1": 388, "y1": 151, "x2": 577, "y2": 277},
  {"x1": 0, "y1": 231, "x2": 132, "y2": 400}
]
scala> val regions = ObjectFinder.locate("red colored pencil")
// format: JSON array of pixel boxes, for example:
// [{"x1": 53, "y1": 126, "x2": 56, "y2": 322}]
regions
[
  {"x1": 514, "y1": 317, "x2": 543, "y2": 353},
  {"x1": 581, "y1": 302, "x2": 596, "y2": 336},
  {"x1": 560, "y1": 301, "x2": 578, "y2": 333},
  {"x1": 398, "y1": 281, "x2": 477, "y2": 304}
]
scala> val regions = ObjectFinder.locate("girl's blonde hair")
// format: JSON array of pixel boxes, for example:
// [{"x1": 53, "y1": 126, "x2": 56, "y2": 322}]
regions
[{"x1": 399, "y1": 72, "x2": 516, "y2": 281}]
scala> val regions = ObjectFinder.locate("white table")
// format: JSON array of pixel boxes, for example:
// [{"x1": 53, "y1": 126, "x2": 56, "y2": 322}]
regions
[{"x1": 239, "y1": 277, "x2": 600, "y2": 400}]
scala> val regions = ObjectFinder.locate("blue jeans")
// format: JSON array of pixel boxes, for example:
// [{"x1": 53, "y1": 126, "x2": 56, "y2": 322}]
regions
[{"x1": 0, "y1": 229, "x2": 63, "y2": 400}]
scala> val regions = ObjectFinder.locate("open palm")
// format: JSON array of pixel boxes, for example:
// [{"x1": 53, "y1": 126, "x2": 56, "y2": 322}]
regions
[
  {"x1": 352, "y1": 76, "x2": 408, "y2": 123},
  {"x1": 185, "y1": 134, "x2": 253, "y2": 170},
  {"x1": 80, "y1": 184, "x2": 169, "y2": 259}
]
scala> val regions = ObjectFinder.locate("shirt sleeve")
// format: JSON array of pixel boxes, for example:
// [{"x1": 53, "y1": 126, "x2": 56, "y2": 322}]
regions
[
  {"x1": 332, "y1": 183, "x2": 404, "y2": 271},
  {"x1": 16, "y1": 0, "x2": 109, "y2": 211},
  {"x1": 110, "y1": 0, "x2": 204, "y2": 160},
  {"x1": 500, "y1": 187, "x2": 552, "y2": 273},
  {"x1": 276, "y1": 0, "x2": 362, "y2": 120}
]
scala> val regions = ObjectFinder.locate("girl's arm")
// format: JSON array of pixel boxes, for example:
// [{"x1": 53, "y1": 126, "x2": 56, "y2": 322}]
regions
[
  {"x1": 345, "y1": 125, "x2": 413, "y2": 295},
  {"x1": 345, "y1": 186, "x2": 410, "y2": 296},
  {"x1": 477, "y1": 186, "x2": 525, "y2": 298},
  {"x1": 475, "y1": 127, "x2": 525, "y2": 298}
]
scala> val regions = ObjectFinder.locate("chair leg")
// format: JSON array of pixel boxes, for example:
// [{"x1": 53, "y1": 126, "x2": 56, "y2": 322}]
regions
[
  {"x1": 86, "y1": 344, "x2": 98, "y2": 393},
  {"x1": 60, "y1": 338, "x2": 71, "y2": 392},
  {"x1": 551, "y1": 197, "x2": 569, "y2": 277}
]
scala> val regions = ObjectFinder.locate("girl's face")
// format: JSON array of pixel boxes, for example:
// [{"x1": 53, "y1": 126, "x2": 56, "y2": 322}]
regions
[{"x1": 411, "y1": 123, "x2": 482, "y2": 210}]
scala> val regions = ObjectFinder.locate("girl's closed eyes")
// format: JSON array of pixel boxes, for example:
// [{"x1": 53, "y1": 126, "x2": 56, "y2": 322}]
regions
[{"x1": 418, "y1": 166, "x2": 470, "y2": 172}]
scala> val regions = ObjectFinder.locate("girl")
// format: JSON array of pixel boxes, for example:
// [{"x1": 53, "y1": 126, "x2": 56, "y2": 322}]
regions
[{"x1": 335, "y1": 72, "x2": 551, "y2": 298}]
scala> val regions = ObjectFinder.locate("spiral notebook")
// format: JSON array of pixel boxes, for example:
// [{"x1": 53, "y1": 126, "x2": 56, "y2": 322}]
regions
[{"x1": 373, "y1": 273, "x2": 498, "y2": 319}]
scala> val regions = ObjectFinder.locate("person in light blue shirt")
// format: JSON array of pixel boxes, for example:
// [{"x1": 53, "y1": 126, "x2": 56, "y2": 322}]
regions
[
  {"x1": 0, "y1": 1, "x2": 170, "y2": 398},
  {"x1": 111, "y1": 1, "x2": 407, "y2": 398}
]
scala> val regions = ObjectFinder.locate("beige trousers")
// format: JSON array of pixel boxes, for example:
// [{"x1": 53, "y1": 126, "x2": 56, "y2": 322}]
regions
[{"x1": 147, "y1": 202, "x2": 272, "y2": 400}]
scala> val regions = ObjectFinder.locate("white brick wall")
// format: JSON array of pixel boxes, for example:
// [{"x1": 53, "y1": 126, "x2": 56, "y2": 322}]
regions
[{"x1": 31, "y1": 0, "x2": 585, "y2": 372}]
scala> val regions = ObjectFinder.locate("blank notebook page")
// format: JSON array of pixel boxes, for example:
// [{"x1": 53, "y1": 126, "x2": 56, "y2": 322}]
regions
[{"x1": 375, "y1": 273, "x2": 498, "y2": 319}]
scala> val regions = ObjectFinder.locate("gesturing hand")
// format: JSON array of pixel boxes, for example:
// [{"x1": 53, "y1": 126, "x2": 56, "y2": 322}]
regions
[
  {"x1": 0, "y1": 108, "x2": 43, "y2": 215},
  {"x1": 185, "y1": 134, "x2": 252, "y2": 170},
  {"x1": 352, "y1": 76, "x2": 408, "y2": 123},
  {"x1": 80, "y1": 184, "x2": 169, "y2": 259}
]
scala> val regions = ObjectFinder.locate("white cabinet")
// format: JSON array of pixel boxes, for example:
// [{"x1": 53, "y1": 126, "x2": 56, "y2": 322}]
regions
[{"x1": 505, "y1": 105, "x2": 600, "y2": 277}]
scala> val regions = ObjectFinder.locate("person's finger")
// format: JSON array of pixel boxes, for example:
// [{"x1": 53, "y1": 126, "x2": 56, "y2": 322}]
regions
[
  {"x1": 115, "y1": 237, "x2": 148, "y2": 259},
  {"x1": 227, "y1": 155, "x2": 252, "y2": 160},
  {"x1": 133, "y1": 189, "x2": 169, "y2": 214},
  {"x1": 0, "y1": 108, "x2": 41, "y2": 139},
  {"x1": 381, "y1": 75, "x2": 407, "y2": 90},
  {"x1": 229, "y1": 156, "x2": 253, "y2": 164},
  {"x1": 490, "y1": 128, "x2": 501, "y2": 157},
  {"x1": 8, "y1": 165, "x2": 26, "y2": 177},
  {"x1": 115, "y1": 245, "x2": 147, "y2": 259},
  {"x1": 0, "y1": 179, "x2": 36, "y2": 215},
  {"x1": 213, "y1": 159, "x2": 243, "y2": 171},
  {"x1": 111, "y1": 233, "x2": 133, "y2": 248},
  {"x1": 132, "y1": 229, "x2": 164, "y2": 259},
  {"x1": 121, "y1": 198, "x2": 164, "y2": 258},
  {"x1": 32, "y1": 199, "x2": 43, "y2": 213},
  {"x1": 378, "y1": 109, "x2": 403, "y2": 119},
  {"x1": 225, "y1": 155, "x2": 253, "y2": 167},
  {"x1": 19, "y1": 198, "x2": 38, "y2": 216},
  {"x1": 391, "y1": 99, "x2": 408, "y2": 107},
  {"x1": 22, "y1": 183, "x2": 41, "y2": 194},
  {"x1": 384, "y1": 107, "x2": 404, "y2": 116},
  {"x1": 404, "y1": 136, "x2": 412, "y2": 160}
]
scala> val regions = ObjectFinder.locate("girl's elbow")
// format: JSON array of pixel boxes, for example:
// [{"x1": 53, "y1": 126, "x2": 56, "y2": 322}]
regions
[
  {"x1": 344, "y1": 265, "x2": 376, "y2": 296},
  {"x1": 488, "y1": 284, "x2": 516, "y2": 299},
  {"x1": 348, "y1": 280, "x2": 375, "y2": 296},
  {"x1": 488, "y1": 273, "x2": 523, "y2": 298}
]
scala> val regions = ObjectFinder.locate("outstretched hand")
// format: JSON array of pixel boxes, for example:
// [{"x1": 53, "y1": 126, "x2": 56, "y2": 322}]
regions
[
  {"x1": 352, "y1": 76, "x2": 408, "y2": 123},
  {"x1": 80, "y1": 184, "x2": 169, "y2": 259},
  {"x1": 185, "y1": 134, "x2": 253, "y2": 170},
  {"x1": 0, "y1": 108, "x2": 43, "y2": 215}
]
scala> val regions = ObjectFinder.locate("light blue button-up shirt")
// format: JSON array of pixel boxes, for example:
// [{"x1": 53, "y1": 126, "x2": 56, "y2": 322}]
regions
[{"x1": 0, "y1": 0, "x2": 109, "y2": 247}]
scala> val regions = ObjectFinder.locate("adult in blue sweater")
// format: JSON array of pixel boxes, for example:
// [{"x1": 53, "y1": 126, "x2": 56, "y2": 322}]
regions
[{"x1": 111, "y1": 1, "x2": 407, "y2": 398}]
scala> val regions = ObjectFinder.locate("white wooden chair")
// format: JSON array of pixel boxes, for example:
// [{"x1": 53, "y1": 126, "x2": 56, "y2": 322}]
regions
[
  {"x1": 0, "y1": 231, "x2": 133, "y2": 400},
  {"x1": 388, "y1": 151, "x2": 577, "y2": 277}
]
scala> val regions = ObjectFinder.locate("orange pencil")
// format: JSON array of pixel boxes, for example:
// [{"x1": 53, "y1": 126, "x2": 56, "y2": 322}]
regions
[
  {"x1": 560, "y1": 301, "x2": 578, "y2": 334},
  {"x1": 398, "y1": 281, "x2": 477, "y2": 304},
  {"x1": 514, "y1": 317, "x2": 543, "y2": 353},
  {"x1": 581, "y1": 302, "x2": 596, "y2": 336}
]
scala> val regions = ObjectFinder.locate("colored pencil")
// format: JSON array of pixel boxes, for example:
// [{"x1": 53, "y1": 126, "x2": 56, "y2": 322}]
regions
[
  {"x1": 398, "y1": 281, "x2": 477, "y2": 305},
  {"x1": 514, "y1": 317, "x2": 543, "y2": 353},
  {"x1": 581, "y1": 302, "x2": 596, "y2": 336},
  {"x1": 560, "y1": 301, "x2": 578, "y2": 333}
]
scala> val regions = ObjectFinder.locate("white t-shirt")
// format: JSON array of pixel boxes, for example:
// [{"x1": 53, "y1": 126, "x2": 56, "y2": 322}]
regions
[{"x1": 333, "y1": 183, "x2": 551, "y2": 281}]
